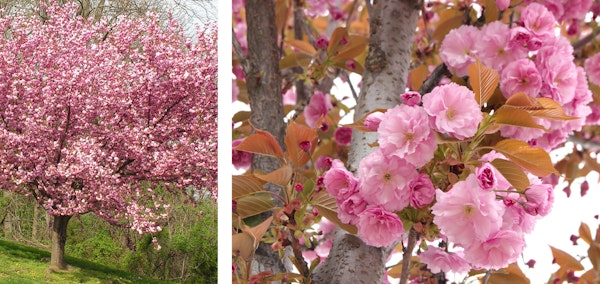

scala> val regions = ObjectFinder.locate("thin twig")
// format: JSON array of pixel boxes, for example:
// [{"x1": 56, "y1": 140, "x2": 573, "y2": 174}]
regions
[
  {"x1": 399, "y1": 228, "x2": 418, "y2": 284},
  {"x1": 365, "y1": 0, "x2": 374, "y2": 17},
  {"x1": 482, "y1": 270, "x2": 492, "y2": 284},
  {"x1": 573, "y1": 31, "x2": 597, "y2": 51},
  {"x1": 418, "y1": 63, "x2": 450, "y2": 95},
  {"x1": 342, "y1": 71, "x2": 359, "y2": 102},
  {"x1": 232, "y1": 29, "x2": 249, "y2": 72},
  {"x1": 344, "y1": 0, "x2": 359, "y2": 28},
  {"x1": 290, "y1": 230, "x2": 311, "y2": 283},
  {"x1": 568, "y1": 136, "x2": 600, "y2": 151}
]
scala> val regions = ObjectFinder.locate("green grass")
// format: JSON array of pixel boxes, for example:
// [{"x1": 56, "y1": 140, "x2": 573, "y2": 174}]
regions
[{"x1": 0, "y1": 238, "x2": 172, "y2": 284}]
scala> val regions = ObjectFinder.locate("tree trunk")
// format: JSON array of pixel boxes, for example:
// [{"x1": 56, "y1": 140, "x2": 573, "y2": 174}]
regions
[
  {"x1": 49, "y1": 215, "x2": 71, "y2": 270},
  {"x1": 244, "y1": 0, "x2": 289, "y2": 276},
  {"x1": 32, "y1": 204, "x2": 39, "y2": 240},
  {"x1": 313, "y1": 0, "x2": 421, "y2": 282}
]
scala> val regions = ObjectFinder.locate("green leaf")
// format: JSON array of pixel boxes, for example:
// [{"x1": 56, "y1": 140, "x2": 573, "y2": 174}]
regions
[
  {"x1": 490, "y1": 159, "x2": 530, "y2": 191},
  {"x1": 468, "y1": 58, "x2": 499, "y2": 107},
  {"x1": 492, "y1": 139, "x2": 557, "y2": 177}
]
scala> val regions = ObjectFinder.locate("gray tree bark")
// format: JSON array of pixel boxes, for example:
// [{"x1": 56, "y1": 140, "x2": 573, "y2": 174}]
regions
[
  {"x1": 312, "y1": 0, "x2": 421, "y2": 283},
  {"x1": 243, "y1": 0, "x2": 288, "y2": 276}
]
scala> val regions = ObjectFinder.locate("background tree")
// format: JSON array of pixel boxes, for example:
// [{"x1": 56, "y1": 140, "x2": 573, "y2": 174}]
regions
[
  {"x1": 233, "y1": 0, "x2": 600, "y2": 282},
  {"x1": 0, "y1": 1, "x2": 217, "y2": 270}
]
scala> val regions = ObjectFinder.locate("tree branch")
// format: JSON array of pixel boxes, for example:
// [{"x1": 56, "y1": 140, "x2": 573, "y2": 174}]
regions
[
  {"x1": 418, "y1": 63, "x2": 450, "y2": 95},
  {"x1": 399, "y1": 229, "x2": 418, "y2": 284},
  {"x1": 232, "y1": 30, "x2": 248, "y2": 72},
  {"x1": 573, "y1": 31, "x2": 597, "y2": 51},
  {"x1": 568, "y1": 136, "x2": 600, "y2": 151},
  {"x1": 55, "y1": 105, "x2": 71, "y2": 165}
]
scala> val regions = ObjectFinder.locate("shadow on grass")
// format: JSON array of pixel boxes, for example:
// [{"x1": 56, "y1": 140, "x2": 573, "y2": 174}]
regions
[{"x1": 0, "y1": 238, "x2": 170, "y2": 284}]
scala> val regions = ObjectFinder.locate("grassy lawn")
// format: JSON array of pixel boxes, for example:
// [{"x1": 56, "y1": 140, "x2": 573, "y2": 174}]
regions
[{"x1": 0, "y1": 238, "x2": 170, "y2": 284}]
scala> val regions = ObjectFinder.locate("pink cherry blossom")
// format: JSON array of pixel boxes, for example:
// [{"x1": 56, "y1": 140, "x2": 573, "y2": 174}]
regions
[
  {"x1": 571, "y1": 67, "x2": 594, "y2": 108},
  {"x1": 419, "y1": 246, "x2": 471, "y2": 274},
  {"x1": 476, "y1": 163, "x2": 497, "y2": 190},
  {"x1": 304, "y1": 91, "x2": 333, "y2": 128},
  {"x1": 233, "y1": 79, "x2": 239, "y2": 102},
  {"x1": 364, "y1": 112, "x2": 384, "y2": 131},
  {"x1": 408, "y1": 174, "x2": 436, "y2": 208},
  {"x1": 378, "y1": 105, "x2": 437, "y2": 168},
  {"x1": 357, "y1": 149, "x2": 418, "y2": 211},
  {"x1": 315, "y1": 35, "x2": 329, "y2": 49},
  {"x1": 356, "y1": 205, "x2": 405, "y2": 247},
  {"x1": 432, "y1": 175, "x2": 504, "y2": 246},
  {"x1": 305, "y1": 0, "x2": 329, "y2": 16},
  {"x1": 537, "y1": 54, "x2": 578, "y2": 105},
  {"x1": 337, "y1": 191, "x2": 368, "y2": 225},
  {"x1": 561, "y1": 0, "x2": 592, "y2": 22},
  {"x1": 464, "y1": 229, "x2": 525, "y2": 270},
  {"x1": 439, "y1": 25, "x2": 480, "y2": 76},
  {"x1": 496, "y1": 0, "x2": 510, "y2": 10},
  {"x1": 232, "y1": 138, "x2": 252, "y2": 170},
  {"x1": 478, "y1": 21, "x2": 527, "y2": 70},
  {"x1": 500, "y1": 58, "x2": 542, "y2": 98},
  {"x1": 536, "y1": 0, "x2": 565, "y2": 21},
  {"x1": 521, "y1": 3, "x2": 556, "y2": 41},
  {"x1": 314, "y1": 155, "x2": 333, "y2": 172},
  {"x1": 323, "y1": 159, "x2": 358, "y2": 201},
  {"x1": 422, "y1": 83, "x2": 482, "y2": 140},
  {"x1": 282, "y1": 88, "x2": 298, "y2": 105},
  {"x1": 500, "y1": 192, "x2": 538, "y2": 234},
  {"x1": 584, "y1": 53, "x2": 600, "y2": 86},
  {"x1": 333, "y1": 126, "x2": 353, "y2": 146},
  {"x1": 524, "y1": 183, "x2": 554, "y2": 216},
  {"x1": 400, "y1": 91, "x2": 421, "y2": 106}
]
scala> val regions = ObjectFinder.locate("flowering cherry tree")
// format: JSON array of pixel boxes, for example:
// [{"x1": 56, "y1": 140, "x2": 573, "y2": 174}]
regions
[
  {"x1": 0, "y1": 1, "x2": 217, "y2": 270},
  {"x1": 233, "y1": 0, "x2": 600, "y2": 283}
]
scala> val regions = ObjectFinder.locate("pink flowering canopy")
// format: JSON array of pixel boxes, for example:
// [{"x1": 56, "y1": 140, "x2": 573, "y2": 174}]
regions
[{"x1": 0, "y1": 2, "x2": 217, "y2": 233}]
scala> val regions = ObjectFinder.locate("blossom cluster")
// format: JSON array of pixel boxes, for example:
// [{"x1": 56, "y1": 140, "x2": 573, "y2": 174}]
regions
[
  {"x1": 323, "y1": 86, "x2": 557, "y2": 271},
  {"x1": 321, "y1": 1, "x2": 598, "y2": 273},
  {"x1": 323, "y1": 82, "x2": 482, "y2": 248},
  {"x1": 440, "y1": 3, "x2": 595, "y2": 151}
]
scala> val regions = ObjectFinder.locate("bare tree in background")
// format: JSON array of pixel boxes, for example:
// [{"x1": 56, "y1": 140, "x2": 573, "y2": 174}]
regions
[{"x1": 0, "y1": 0, "x2": 216, "y2": 35}]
